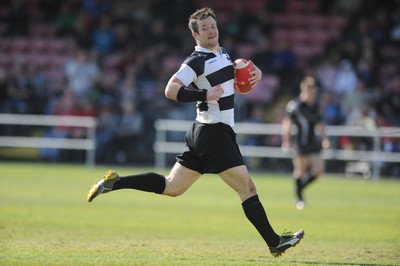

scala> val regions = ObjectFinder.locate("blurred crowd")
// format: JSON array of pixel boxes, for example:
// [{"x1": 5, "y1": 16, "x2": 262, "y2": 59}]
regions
[{"x1": 0, "y1": 0, "x2": 399, "y2": 175}]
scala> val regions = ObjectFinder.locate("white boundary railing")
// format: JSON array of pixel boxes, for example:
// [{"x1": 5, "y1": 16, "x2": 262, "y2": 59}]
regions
[
  {"x1": 154, "y1": 119, "x2": 400, "y2": 179},
  {"x1": 0, "y1": 114, "x2": 97, "y2": 166}
]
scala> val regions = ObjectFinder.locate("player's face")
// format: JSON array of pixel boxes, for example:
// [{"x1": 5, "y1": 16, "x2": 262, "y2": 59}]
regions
[
  {"x1": 193, "y1": 16, "x2": 219, "y2": 50},
  {"x1": 301, "y1": 80, "x2": 317, "y2": 104}
]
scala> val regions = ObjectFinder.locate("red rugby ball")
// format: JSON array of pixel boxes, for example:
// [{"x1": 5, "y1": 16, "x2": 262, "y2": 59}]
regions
[{"x1": 233, "y1": 59, "x2": 255, "y2": 94}]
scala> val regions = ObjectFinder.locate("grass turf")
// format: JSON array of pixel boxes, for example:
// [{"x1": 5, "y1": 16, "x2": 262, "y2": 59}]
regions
[{"x1": 0, "y1": 162, "x2": 399, "y2": 265}]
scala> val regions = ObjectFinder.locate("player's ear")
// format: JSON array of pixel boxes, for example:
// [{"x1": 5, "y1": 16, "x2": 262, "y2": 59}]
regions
[{"x1": 192, "y1": 31, "x2": 198, "y2": 40}]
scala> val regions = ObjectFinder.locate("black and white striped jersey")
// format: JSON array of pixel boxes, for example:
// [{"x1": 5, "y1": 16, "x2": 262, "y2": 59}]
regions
[
  {"x1": 285, "y1": 98, "x2": 322, "y2": 148},
  {"x1": 174, "y1": 46, "x2": 236, "y2": 127}
]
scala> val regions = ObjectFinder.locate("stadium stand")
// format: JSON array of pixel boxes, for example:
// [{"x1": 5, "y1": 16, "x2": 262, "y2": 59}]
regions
[{"x1": 0, "y1": 0, "x2": 399, "y2": 176}]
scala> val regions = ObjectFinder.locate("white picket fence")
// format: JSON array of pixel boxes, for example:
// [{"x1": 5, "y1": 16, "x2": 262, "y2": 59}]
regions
[
  {"x1": 153, "y1": 119, "x2": 400, "y2": 179},
  {"x1": 0, "y1": 114, "x2": 97, "y2": 166}
]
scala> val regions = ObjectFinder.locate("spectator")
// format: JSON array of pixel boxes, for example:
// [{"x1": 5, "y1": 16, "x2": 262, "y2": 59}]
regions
[
  {"x1": 92, "y1": 15, "x2": 115, "y2": 55},
  {"x1": 95, "y1": 103, "x2": 119, "y2": 162},
  {"x1": 391, "y1": 25, "x2": 400, "y2": 42},
  {"x1": 316, "y1": 56, "x2": 339, "y2": 92},
  {"x1": 3, "y1": 64, "x2": 33, "y2": 116},
  {"x1": 250, "y1": 37, "x2": 275, "y2": 74},
  {"x1": 40, "y1": 88, "x2": 82, "y2": 161},
  {"x1": 112, "y1": 22, "x2": 131, "y2": 51},
  {"x1": 241, "y1": 104, "x2": 267, "y2": 169},
  {"x1": 28, "y1": 64, "x2": 47, "y2": 114},
  {"x1": 54, "y1": 1, "x2": 78, "y2": 37},
  {"x1": 320, "y1": 91, "x2": 342, "y2": 125},
  {"x1": 347, "y1": 104, "x2": 377, "y2": 151},
  {"x1": 64, "y1": 48, "x2": 100, "y2": 99},
  {"x1": 93, "y1": 70, "x2": 119, "y2": 106},
  {"x1": 242, "y1": 104, "x2": 266, "y2": 147},
  {"x1": 374, "y1": 75, "x2": 400, "y2": 126},
  {"x1": 348, "y1": 104, "x2": 376, "y2": 130},
  {"x1": 0, "y1": 69, "x2": 10, "y2": 113},
  {"x1": 72, "y1": 9, "x2": 95, "y2": 49},
  {"x1": 113, "y1": 101, "x2": 143, "y2": 163},
  {"x1": 0, "y1": 0, "x2": 398, "y2": 175},
  {"x1": 81, "y1": 0, "x2": 111, "y2": 20},
  {"x1": 273, "y1": 41, "x2": 296, "y2": 72},
  {"x1": 117, "y1": 67, "x2": 138, "y2": 104},
  {"x1": 333, "y1": 59, "x2": 358, "y2": 96},
  {"x1": 273, "y1": 41, "x2": 297, "y2": 89},
  {"x1": 341, "y1": 78, "x2": 372, "y2": 124}
]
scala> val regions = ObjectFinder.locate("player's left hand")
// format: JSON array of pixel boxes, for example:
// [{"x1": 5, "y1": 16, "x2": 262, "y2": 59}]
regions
[{"x1": 248, "y1": 61, "x2": 262, "y2": 88}]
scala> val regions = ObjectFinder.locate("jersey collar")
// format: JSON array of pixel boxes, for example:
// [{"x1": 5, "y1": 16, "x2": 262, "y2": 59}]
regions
[{"x1": 195, "y1": 46, "x2": 223, "y2": 55}]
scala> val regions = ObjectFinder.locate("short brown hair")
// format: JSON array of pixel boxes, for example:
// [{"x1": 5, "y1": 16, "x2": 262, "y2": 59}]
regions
[{"x1": 188, "y1": 7, "x2": 216, "y2": 34}]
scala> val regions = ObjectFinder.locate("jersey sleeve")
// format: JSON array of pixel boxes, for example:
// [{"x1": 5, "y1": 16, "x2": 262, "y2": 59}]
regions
[
  {"x1": 174, "y1": 64, "x2": 197, "y2": 86},
  {"x1": 174, "y1": 54, "x2": 205, "y2": 86},
  {"x1": 285, "y1": 100, "x2": 298, "y2": 120}
]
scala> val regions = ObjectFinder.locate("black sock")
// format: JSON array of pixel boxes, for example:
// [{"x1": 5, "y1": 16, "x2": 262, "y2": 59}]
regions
[
  {"x1": 112, "y1": 172, "x2": 166, "y2": 194},
  {"x1": 302, "y1": 175, "x2": 317, "y2": 189},
  {"x1": 242, "y1": 195, "x2": 280, "y2": 247},
  {"x1": 295, "y1": 178, "x2": 303, "y2": 201}
]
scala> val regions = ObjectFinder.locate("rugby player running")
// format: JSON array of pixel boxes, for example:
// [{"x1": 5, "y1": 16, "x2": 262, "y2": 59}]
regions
[{"x1": 87, "y1": 7, "x2": 304, "y2": 257}]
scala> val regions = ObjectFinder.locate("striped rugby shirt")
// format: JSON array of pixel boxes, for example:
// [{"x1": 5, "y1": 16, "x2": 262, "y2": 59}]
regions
[
  {"x1": 285, "y1": 98, "x2": 322, "y2": 147},
  {"x1": 174, "y1": 46, "x2": 236, "y2": 127}
]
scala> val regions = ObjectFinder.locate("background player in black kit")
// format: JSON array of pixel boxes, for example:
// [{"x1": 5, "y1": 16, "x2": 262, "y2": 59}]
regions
[
  {"x1": 87, "y1": 7, "x2": 304, "y2": 257},
  {"x1": 281, "y1": 76, "x2": 330, "y2": 210}
]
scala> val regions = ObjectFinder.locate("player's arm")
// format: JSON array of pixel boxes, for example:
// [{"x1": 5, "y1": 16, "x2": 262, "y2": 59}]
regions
[
  {"x1": 165, "y1": 76, "x2": 185, "y2": 101},
  {"x1": 281, "y1": 117, "x2": 293, "y2": 151},
  {"x1": 315, "y1": 106, "x2": 330, "y2": 149},
  {"x1": 317, "y1": 122, "x2": 330, "y2": 149},
  {"x1": 165, "y1": 75, "x2": 207, "y2": 102},
  {"x1": 164, "y1": 76, "x2": 223, "y2": 102}
]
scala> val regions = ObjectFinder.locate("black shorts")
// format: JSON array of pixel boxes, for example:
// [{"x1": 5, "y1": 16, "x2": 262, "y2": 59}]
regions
[
  {"x1": 176, "y1": 121, "x2": 245, "y2": 174},
  {"x1": 294, "y1": 141, "x2": 322, "y2": 156}
]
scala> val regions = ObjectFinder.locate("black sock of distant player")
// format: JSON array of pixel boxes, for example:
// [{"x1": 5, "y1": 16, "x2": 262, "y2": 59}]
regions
[
  {"x1": 303, "y1": 175, "x2": 317, "y2": 189},
  {"x1": 294, "y1": 177, "x2": 304, "y2": 200},
  {"x1": 112, "y1": 172, "x2": 166, "y2": 194},
  {"x1": 295, "y1": 178, "x2": 303, "y2": 201},
  {"x1": 242, "y1": 195, "x2": 280, "y2": 247}
]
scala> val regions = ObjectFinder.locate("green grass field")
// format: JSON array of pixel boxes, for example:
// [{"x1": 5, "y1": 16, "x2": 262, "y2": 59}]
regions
[{"x1": 1, "y1": 162, "x2": 399, "y2": 265}]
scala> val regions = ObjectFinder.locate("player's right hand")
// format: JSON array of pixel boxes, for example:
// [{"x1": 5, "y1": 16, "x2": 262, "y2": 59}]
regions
[
  {"x1": 281, "y1": 141, "x2": 291, "y2": 152},
  {"x1": 207, "y1": 84, "x2": 224, "y2": 101}
]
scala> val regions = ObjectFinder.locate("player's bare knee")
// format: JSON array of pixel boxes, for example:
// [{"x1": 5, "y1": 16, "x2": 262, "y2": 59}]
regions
[
  {"x1": 163, "y1": 190, "x2": 182, "y2": 197},
  {"x1": 163, "y1": 186, "x2": 186, "y2": 197},
  {"x1": 239, "y1": 181, "x2": 257, "y2": 199},
  {"x1": 249, "y1": 181, "x2": 257, "y2": 194},
  {"x1": 164, "y1": 191, "x2": 181, "y2": 197}
]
